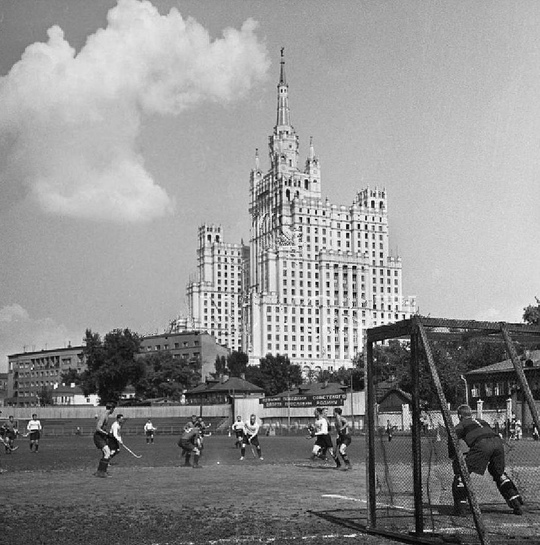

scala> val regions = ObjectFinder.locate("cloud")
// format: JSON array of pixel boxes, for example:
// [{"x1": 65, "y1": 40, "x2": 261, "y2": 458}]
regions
[
  {"x1": 0, "y1": 0, "x2": 269, "y2": 223},
  {"x1": 0, "y1": 304, "x2": 83, "y2": 373}
]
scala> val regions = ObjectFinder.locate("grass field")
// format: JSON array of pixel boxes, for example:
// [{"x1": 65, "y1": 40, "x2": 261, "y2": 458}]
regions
[
  {"x1": 1, "y1": 432, "x2": 393, "y2": 545},
  {"x1": 3, "y1": 432, "x2": 540, "y2": 545}
]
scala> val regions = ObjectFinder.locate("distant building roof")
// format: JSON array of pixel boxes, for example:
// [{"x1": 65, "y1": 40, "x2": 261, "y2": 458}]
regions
[
  {"x1": 53, "y1": 384, "x2": 85, "y2": 395},
  {"x1": 378, "y1": 387, "x2": 412, "y2": 405},
  {"x1": 186, "y1": 376, "x2": 264, "y2": 395},
  {"x1": 272, "y1": 381, "x2": 348, "y2": 398},
  {"x1": 466, "y1": 350, "x2": 540, "y2": 376}
]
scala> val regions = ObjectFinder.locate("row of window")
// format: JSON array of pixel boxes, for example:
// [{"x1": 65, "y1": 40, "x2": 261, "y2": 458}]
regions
[{"x1": 143, "y1": 341, "x2": 199, "y2": 351}]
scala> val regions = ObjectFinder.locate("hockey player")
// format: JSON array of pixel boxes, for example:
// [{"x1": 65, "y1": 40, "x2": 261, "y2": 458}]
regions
[
  {"x1": 93, "y1": 402, "x2": 116, "y2": 477},
  {"x1": 310, "y1": 407, "x2": 340, "y2": 468},
  {"x1": 178, "y1": 423, "x2": 202, "y2": 468},
  {"x1": 231, "y1": 416, "x2": 246, "y2": 449},
  {"x1": 449, "y1": 404, "x2": 523, "y2": 516},
  {"x1": 240, "y1": 414, "x2": 263, "y2": 461},
  {"x1": 333, "y1": 407, "x2": 352, "y2": 470}
]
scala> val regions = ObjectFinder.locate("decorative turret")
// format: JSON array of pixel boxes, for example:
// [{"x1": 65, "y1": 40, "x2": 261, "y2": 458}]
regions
[{"x1": 305, "y1": 136, "x2": 320, "y2": 176}]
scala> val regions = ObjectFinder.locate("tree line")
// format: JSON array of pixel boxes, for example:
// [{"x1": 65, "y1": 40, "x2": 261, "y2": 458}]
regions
[{"x1": 53, "y1": 299, "x2": 540, "y2": 406}]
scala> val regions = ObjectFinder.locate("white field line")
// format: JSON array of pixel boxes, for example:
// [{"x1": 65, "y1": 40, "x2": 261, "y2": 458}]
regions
[
  {"x1": 322, "y1": 493, "x2": 415, "y2": 512},
  {"x1": 150, "y1": 534, "x2": 362, "y2": 545}
]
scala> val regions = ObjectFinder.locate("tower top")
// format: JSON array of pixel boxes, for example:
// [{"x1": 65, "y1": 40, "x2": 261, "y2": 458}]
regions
[
  {"x1": 276, "y1": 48, "x2": 290, "y2": 127},
  {"x1": 279, "y1": 47, "x2": 286, "y2": 85}
]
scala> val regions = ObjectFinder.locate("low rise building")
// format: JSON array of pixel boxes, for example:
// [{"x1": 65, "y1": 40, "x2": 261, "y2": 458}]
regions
[
  {"x1": 138, "y1": 330, "x2": 229, "y2": 383},
  {"x1": 6, "y1": 345, "x2": 85, "y2": 408}
]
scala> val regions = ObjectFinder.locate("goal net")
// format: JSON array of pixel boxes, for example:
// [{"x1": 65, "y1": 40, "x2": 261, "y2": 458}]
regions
[{"x1": 365, "y1": 316, "x2": 540, "y2": 545}]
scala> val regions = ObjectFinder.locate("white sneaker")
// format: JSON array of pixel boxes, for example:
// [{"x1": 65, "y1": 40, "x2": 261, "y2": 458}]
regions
[
  {"x1": 259, "y1": 457, "x2": 264, "y2": 461},
  {"x1": 239, "y1": 456, "x2": 244, "y2": 460}
]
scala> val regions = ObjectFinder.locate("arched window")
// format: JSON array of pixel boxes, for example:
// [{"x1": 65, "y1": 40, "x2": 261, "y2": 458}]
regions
[
  {"x1": 207, "y1": 235, "x2": 211, "y2": 242},
  {"x1": 286, "y1": 189, "x2": 291, "y2": 201},
  {"x1": 304, "y1": 180, "x2": 309, "y2": 190},
  {"x1": 371, "y1": 200, "x2": 375, "y2": 208}
]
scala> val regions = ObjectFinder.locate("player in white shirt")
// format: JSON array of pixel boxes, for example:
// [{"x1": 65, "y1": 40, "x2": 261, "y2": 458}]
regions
[
  {"x1": 144, "y1": 419, "x2": 156, "y2": 444},
  {"x1": 27, "y1": 414, "x2": 42, "y2": 453},
  {"x1": 231, "y1": 416, "x2": 246, "y2": 449},
  {"x1": 109, "y1": 414, "x2": 125, "y2": 461},
  {"x1": 240, "y1": 414, "x2": 263, "y2": 461},
  {"x1": 310, "y1": 407, "x2": 340, "y2": 468}
]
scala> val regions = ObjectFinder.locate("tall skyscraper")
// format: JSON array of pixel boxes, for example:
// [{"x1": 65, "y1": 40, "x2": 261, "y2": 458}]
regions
[{"x1": 187, "y1": 50, "x2": 416, "y2": 374}]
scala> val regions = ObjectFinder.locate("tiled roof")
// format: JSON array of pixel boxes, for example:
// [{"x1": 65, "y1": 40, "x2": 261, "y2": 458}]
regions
[{"x1": 466, "y1": 350, "x2": 540, "y2": 376}]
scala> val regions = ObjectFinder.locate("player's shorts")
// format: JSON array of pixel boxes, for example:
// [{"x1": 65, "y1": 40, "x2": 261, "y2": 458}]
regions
[
  {"x1": 93, "y1": 432, "x2": 109, "y2": 450},
  {"x1": 29, "y1": 431, "x2": 41, "y2": 441},
  {"x1": 108, "y1": 436, "x2": 120, "y2": 452},
  {"x1": 178, "y1": 439, "x2": 196, "y2": 452},
  {"x1": 465, "y1": 436, "x2": 505, "y2": 476},
  {"x1": 336, "y1": 435, "x2": 351, "y2": 447},
  {"x1": 315, "y1": 434, "x2": 333, "y2": 449},
  {"x1": 244, "y1": 434, "x2": 260, "y2": 448},
  {"x1": 235, "y1": 431, "x2": 244, "y2": 439},
  {"x1": 145, "y1": 430, "x2": 154, "y2": 437}
]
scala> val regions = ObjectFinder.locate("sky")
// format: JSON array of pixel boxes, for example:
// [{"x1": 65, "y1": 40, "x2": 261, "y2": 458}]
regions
[{"x1": 1, "y1": 0, "x2": 539, "y2": 372}]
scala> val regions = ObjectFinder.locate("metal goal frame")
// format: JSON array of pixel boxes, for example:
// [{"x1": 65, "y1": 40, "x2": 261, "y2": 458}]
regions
[{"x1": 365, "y1": 315, "x2": 540, "y2": 545}]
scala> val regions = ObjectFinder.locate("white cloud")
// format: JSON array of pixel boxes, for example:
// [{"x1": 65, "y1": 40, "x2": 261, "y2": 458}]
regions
[
  {"x1": 0, "y1": 0, "x2": 269, "y2": 223},
  {"x1": 0, "y1": 305, "x2": 82, "y2": 373}
]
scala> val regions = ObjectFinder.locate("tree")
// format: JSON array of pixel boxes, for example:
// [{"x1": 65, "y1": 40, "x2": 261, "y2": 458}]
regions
[
  {"x1": 211, "y1": 351, "x2": 249, "y2": 378},
  {"x1": 523, "y1": 297, "x2": 540, "y2": 326},
  {"x1": 60, "y1": 368, "x2": 83, "y2": 386},
  {"x1": 136, "y1": 351, "x2": 200, "y2": 400},
  {"x1": 249, "y1": 353, "x2": 303, "y2": 396},
  {"x1": 212, "y1": 355, "x2": 227, "y2": 378},
  {"x1": 80, "y1": 328, "x2": 144, "y2": 404},
  {"x1": 38, "y1": 386, "x2": 55, "y2": 407},
  {"x1": 227, "y1": 351, "x2": 249, "y2": 377}
]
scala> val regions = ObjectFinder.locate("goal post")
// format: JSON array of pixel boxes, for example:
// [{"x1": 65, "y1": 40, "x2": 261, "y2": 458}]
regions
[{"x1": 365, "y1": 316, "x2": 540, "y2": 545}]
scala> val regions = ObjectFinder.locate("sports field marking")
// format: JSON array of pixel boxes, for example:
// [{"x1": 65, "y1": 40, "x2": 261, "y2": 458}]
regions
[
  {"x1": 322, "y1": 494, "x2": 415, "y2": 512},
  {"x1": 150, "y1": 534, "x2": 362, "y2": 545}
]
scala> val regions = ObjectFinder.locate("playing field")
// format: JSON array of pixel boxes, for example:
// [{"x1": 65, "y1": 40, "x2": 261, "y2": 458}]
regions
[{"x1": 2, "y1": 433, "x2": 394, "y2": 545}]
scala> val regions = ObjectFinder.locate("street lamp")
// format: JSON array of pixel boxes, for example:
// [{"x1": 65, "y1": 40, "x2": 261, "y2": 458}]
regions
[{"x1": 460, "y1": 375, "x2": 468, "y2": 405}]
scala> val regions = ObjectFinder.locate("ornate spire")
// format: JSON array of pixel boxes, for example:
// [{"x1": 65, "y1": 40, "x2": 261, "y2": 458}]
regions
[
  {"x1": 276, "y1": 47, "x2": 290, "y2": 127},
  {"x1": 279, "y1": 47, "x2": 286, "y2": 85},
  {"x1": 255, "y1": 148, "x2": 260, "y2": 170},
  {"x1": 309, "y1": 136, "x2": 314, "y2": 160}
]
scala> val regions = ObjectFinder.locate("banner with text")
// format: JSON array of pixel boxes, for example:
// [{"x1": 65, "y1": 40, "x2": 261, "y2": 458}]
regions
[{"x1": 260, "y1": 393, "x2": 347, "y2": 408}]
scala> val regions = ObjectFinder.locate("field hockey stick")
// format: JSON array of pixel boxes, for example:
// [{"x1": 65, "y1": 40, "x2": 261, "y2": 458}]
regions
[
  {"x1": 246, "y1": 436, "x2": 257, "y2": 458},
  {"x1": 122, "y1": 443, "x2": 142, "y2": 459},
  {"x1": 0, "y1": 437, "x2": 18, "y2": 452}
]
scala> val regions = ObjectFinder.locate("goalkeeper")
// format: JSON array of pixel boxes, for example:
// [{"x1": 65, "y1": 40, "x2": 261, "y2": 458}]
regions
[{"x1": 449, "y1": 404, "x2": 523, "y2": 516}]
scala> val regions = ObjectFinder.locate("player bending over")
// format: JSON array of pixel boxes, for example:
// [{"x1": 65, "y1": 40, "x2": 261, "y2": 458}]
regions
[
  {"x1": 240, "y1": 414, "x2": 263, "y2": 461},
  {"x1": 449, "y1": 404, "x2": 523, "y2": 516},
  {"x1": 178, "y1": 423, "x2": 202, "y2": 468},
  {"x1": 93, "y1": 402, "x2": 116, "y2": 478}
]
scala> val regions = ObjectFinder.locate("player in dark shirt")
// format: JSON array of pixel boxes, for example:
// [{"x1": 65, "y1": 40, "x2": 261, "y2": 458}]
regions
[{"x1": 449, "y1": 404, "x2": 523, "y2": 515}]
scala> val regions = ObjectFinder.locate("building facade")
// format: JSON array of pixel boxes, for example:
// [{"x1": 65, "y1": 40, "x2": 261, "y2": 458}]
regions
[
  {"x1": 185, "y1": 225, "x2": 246, "y2": 351},
  {"x1": 6, "y1": 345, "x2": 86, "y2": 407},
  {"x1": 139, "y1": 330, "x2": 229, "y2": 383},
  {"x1": 187, "y1": 50, "x2": 416, "y2": 374}
]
